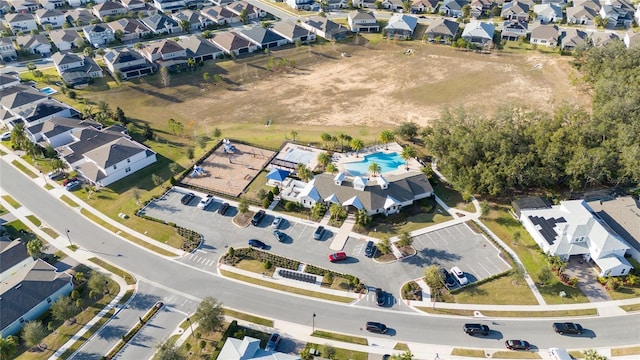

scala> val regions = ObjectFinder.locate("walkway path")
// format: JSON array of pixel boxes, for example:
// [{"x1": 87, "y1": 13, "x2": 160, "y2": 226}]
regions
[{"x1": 329, "y1": 214, "x2": 356, "y2": 250}]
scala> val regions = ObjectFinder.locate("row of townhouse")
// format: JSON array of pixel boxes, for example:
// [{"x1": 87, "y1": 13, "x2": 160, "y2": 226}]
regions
[{"x1": 2, "y1": 0, "x2": 233, "y2": 13}]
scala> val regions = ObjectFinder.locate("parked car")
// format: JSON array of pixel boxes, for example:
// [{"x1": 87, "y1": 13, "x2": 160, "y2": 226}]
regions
[
  {"x1": 218, "y1": 202, "x2": 230, "y2": 215},
  {"x1": 439, "y1": 268, "x2": 456, "y2": 288},
  {"x1": 273, "y1": 230, "x2": 285, "y2": 242},
  {"x1": 505, "y1": 340, "x2": 531, "y2": 350},
  {"x1": 248, "y1": 239, "x2": 267, "y2": 249},
  {"x1": 328, "y1": 251, "x2": 347, "y2": 262},
  {"x1": 313, "y1": 226, "x2": 325, "y2": 240},
  {"x1": 463, "y1": 323, "x2": 490, "y2": 336},
  {"x1": 450, "y1": 266, "x2": 469, "y2": 285},
  {"x1": 65, "y1": 180, "x2": 82, "y2": 191},
  {"x1": 47, "y1": 170, "x2": 65, "y2": 180},
  {"x1": 1, "y1": 131, "x2": 11, "y2": 141},
  {"x1": 553, "y1": 322, "x2": 583, "y2": 335},
  {"x1": 375, "y1": 288, "x2": 385, "y2": 306},
  {"x1": 61, "y1": 177, "x2": 78, "y2": 186},
  {"x1": 364, "y1": 240, "x2": 376, "y2": 258},
  {"x1": 197, "y1": 195, "x2": 214, "y2": 209},
  {"x1": 265, "y1": 333, "x2": 281, "y2": 351},
  {"x1": 271, "y1": 216, "x2": 283, "y2": 229},
  {"x1": 251, "y1": 210, "x2": 266, "y2": 226},
  {"x1": 366, "y1": 321, "x2": 387, "y2": 334},
  {"x1": 181, "y1": 192, "x2": 195, "y2": 205}
]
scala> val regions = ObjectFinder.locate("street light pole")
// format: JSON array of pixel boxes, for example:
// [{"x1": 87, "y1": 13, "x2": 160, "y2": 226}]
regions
[
  {"x1": 312, "y1": 313, "x2": 316, "y2": 334},
  {"x1": 187, "y1": 317, "x2": 194, "y2": 337},
  {"x1": 65, "y1": 229, "x2": 72, "y2": 246}
]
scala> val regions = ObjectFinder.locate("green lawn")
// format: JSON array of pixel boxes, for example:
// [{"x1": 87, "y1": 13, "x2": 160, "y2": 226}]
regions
[
  {"x1": 368, "y1": 204, "x2": 451, "y2": 239},
  {"x1": 2, "y1": 195, "x2": 21, "y2": 209},
  {"x1": 452, "y1": 273, "x2": 537, "y2": 305},
  {"x1": 304, "y1": 343, "x2": 368, "y2": 360},
  {"x1": 432, "y1": 180, "x2": 475, "y2": 213},
  {"x1": 311, "y1": 330, "x2": 368, "y2": 345}
]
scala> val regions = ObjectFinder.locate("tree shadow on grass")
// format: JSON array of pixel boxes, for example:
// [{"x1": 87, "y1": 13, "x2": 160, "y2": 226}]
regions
[{"x1": 129, "y1": 85, "x2": 183, "y2": 103}]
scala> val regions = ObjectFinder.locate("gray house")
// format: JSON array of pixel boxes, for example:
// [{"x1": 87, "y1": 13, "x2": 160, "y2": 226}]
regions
[
  {"x1": 384, "y1": 13, "x2": 418, "y2": 40},
  {"x1": 425, "y1": 18, "x2": 460, "y2": 43}
]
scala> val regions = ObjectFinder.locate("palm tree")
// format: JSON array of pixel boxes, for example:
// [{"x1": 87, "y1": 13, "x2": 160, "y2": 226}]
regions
[
  {"x1": 330, "y1": 202, "x2": 345, "y2": 221},
  {"x1": 317, "y1": 151, "x2": 331, "y2": 169},
  {"x1": 10, "y1": 123, "x2": 28, "y2": 149},
  {"x1": 368, "y1": 162, "x2": 381, "y2": 177},
  {"x1": 290, "y1": 130, "x2": 298, "y2": 142},
  {"x1": 296, "y1": 163, "x2": 313, "y2": 182},
  {"x1": 320, "y1": 132, "x2": 332, "y2": 148},
  {"x1": 26, "y1": 238, "x2": 45, "y2": 258},
  {"x1": 326, "y1": 163, "x2": 338, "y2": 174},
  {"x1": 350, "y1": 138, "x2": 364, "y2": 157},
  {"x1": 401, "y1": 145, "x2": 417, "y2": 170},
  {"x1": 238, "y1": 199, "x2": 249, "y2": 214},
  {"x1": 0, "y1": 336, "x2": 18, "y2": 360},
  {"x1": 379, "y1": 129, "x2": 395, "y2": 150},
  {"x1": 338, "y1": 133, "x2": 351, "y2": 151}
]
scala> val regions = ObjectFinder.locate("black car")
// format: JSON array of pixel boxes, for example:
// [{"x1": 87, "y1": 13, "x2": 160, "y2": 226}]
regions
[
  {"x1": 364, "y1": 241, "x2": 376, "y2": 258},
  {"x1": 181, "y1": 192, "x2": 195, "y2": 205},
  {"x1": 265, "y1": 333, "x2": 281, "y2": 351},
  {"x1": 251, "y1": 210, "x2": 266, "y2": 226},
  {"x1": 375, "y1": 288, "x2": 385, "y2": 306},
  {"x1": 553, "y1": 322, "x2": 583, "y2": 335},
  {"x1": 463, "y1": 323, "x2": 490, "y2": 336},
  {"x1": 439, "y1": 268, "x2": 456, "y2": 288},
  {"x1": 273, "y1": 230, "x2": 285, "y2": 242},
  {"x1": 313, "y1": 226, "x2": 325, "y2": 240},
  {"x1": 366, "y1": 321, "x2": 387, "y2": 334},
  {"x1": 248, "y1": 239, "x2": 267, "y2": 249},
  {"x1": 505, "y1": 340, "x2": 531, "y2": 350},
  {"x1": 218, "y1": 202, "x2": 230, "y2": 215}
]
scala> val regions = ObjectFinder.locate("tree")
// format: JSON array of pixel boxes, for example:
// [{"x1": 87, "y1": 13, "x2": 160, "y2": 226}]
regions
[
  {"x1": 238, "y1": 199, "x2": 249, "y2": 214},
  {"x1": 310, "y1": 202, "x2": 327, "y2": 220},
  {"x1": 156, "y1": 342, "x2": 186, "y2": 360},
  {"x1": 396, "y1": 121, "x2": 419, "y2": 141},
  {"x1": 201, "y1": 30, "x2": 213, "y2": 39},
  {"x1": 186, "y1": 57, "x2": 196, "y2": 70},
  {"x1": 239, "y1": 9, "x2": 248, "y2": 24},
  {"x1": 114, "y1": 107, "x2": 127, "y2": 124},
  {"x1": 329, "y1": 202, "x2": 345, "y2": 222},
  {"x1": 160, "y1": 67, "x2": 171, "y2": 87},
  {"x1": 584, "y1": 349, "x2": 608, "y2": 360},
  {"x1": 152, "y1": 173, "x2": 163, "y2": 187},
  {"x1": 21, "y1": 320, "x2": 47, "y2": 348},
  {"x1": 26, "y1": 62, "x2": 36, "y2": 71},
  {"x1": 202, "y1": 72, "x2": 210, "y2": 83},
  {"x1": 96, "y1": 48, "x2": 105, "y2": 57},
  {"x1": 401, "y1": 145, "x2": 417, "y2": 170},
  {"x1": 10, "y1": 122, "x2": 29, "y2": 149},
  {"x1": 350, "y1": 138, "x2": 364, "y2": 157},
  {"x1": 113, "y1": 69, "x2": 124, "y2": 84},
  {"x1": 212, "y1": 74, "x2": 222, "y2": 85},
  {"x1": 397, "y1": 231, "x2": 413, "y2": 247},
  {"x1": 83, "y1": 46, "x2": 94, "y2": 58},
  {"x1": 379, "y1": 129, "x2": 395, "y2": 150},
  {"x1": 391, "y1": 351, "x2": 414, "y2": 360},
  {"x1": 213, "y1": 127, "x2": 222, "y2": 138},
  {"x1": 194, "y1": 296, "x2": 224, "y2": 333},
  {"x1": 0, "y1": 336, "x2": 18, "y2": 360},
  {"x1": 320, "y1": 132, "x2": 332, "y2": 148},
  {"x1": 326, "y1": 163, "x2": 338, "y2": 174},
  {"x1": 179, "y1": 19, "x2": 191, "y2": 33},
  {"x1": 290, "y1": 130, "x2": 298, "y2": 141},
  {"x1": 368, "y1": 161, "x2": 381, "y2": 177},
  {"x1": 134, "y1": 42, "x2": 144, "y2": 49},
  {"x1": 511, "y1": 265, "x2": 525, "y2": 285},
  {"x1": 26, "y1": 238, "x2": 45, "y2": 258},
  {"x1": 462, "y1": 4, "x2": 471, "y2": 18},
  {"x1": 376, "y1": 237, "x2": 391, "y2": 255},
  {"x1": 317, "y1": 151, "x2": 332, "y2": 169},
  {"x1": 424, "y1": 265, "x2": 445, "y2": 300},
  {"x1": 296, "y1": 163, "x2": 313, "y2": 182},
  {"x1": 51, "y1": 296, "x2": 77, "y2": 322},
  {"x1": 114, "y1": 29, "x2": 124, "y2": 42},
  {"x1": 593, "y1": 15, "x2": 608, "y2": 28},
  {"x1": 537, "y1": 265, "x2": 553, "y2": 285},
  {"x1": 88, "y1": 271, "x2": 109, "y2": 295}
]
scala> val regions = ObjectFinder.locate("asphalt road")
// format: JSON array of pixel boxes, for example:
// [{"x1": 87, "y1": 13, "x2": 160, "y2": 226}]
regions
[{"x1": 2, "y1": 159, "x2": 640, "y2": 357}]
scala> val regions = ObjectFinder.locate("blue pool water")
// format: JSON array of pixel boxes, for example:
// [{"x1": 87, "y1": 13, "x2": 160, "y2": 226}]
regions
[
  {"x1": 343, "y1": 152, "x2": 404, "y2": 177},
  {"x1": 40, "y1": 87, "x2": 57, "y2": 95}
]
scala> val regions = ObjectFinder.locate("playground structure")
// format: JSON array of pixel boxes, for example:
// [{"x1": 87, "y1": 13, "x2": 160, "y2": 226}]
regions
[
  {"x1": 191, "y1": 165, "x2": 208, "y2": 178},
  {"x1": 222, "y1": 139, "x2": 237, "y2": 154}
]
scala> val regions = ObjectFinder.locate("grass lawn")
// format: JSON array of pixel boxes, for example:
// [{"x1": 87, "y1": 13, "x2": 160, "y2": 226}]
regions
[
  {"x1": 304, "y1": 343, "x2": 369, "y2": 360},
  {"x1": 41, "y1": 227, "x2": 59, "y2": 239},
  {"x1": 452, "y1": 348, "x2": 486, "y2": 357},
  {"x1": 26, "y1": 214, "x2": 42, "y2": 227},
  {"x1": 394, "y1": 343, "x2": 410, "y2": 351},
  {"x1": 481, "y1": 205, "x2": 589, "y2": 304},
  {"x1": 11, "y1": 159, "x2": 38, "y2": 178},
  {"x1": 89, "y1": 257, "x2": 137, "y2": 285},
  {"x1": 223, "y1": 308, "x2": 273, "y2": 327},
  {"x1": 416, "y1": 307, "x2": 596, "y2": 317},
  {"x1": 2, "y1": 195, "x2": 21, "y2": 209},
  {"x1": 311, "y1": 330, "x2": 368, "y2": 345},
  {"x1": 452, "y1": 273, "x2": 537, "y2": 305},
  {"x1": 432, "y1": 180, "x2": 475, "y2": 213},
  {"x1": 621, "y1": 303, "x2": 640, "y2": 312},
  {"x1": 0, "y1": 205, "x2": 6, "y2": 215},
  {"x1": 59, "y1": 194, "x2": 80, "y2": 207},
  {"x1": 241, "y1": 170, "x2": 275, "y2": 202},
  {"x1": 492, "y1": 351, "x2": 541, "y2": 359},
  {"x1": 611, "y1": 346, "x2": 640, "y2": 357},
  {"x1": 368, "y1": 204, "x2": 451, "y2": 239}
]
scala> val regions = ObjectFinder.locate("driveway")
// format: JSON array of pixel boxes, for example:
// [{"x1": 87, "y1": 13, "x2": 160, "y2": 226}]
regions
[{"x1": 565, "y1": 257, "x2": 611, "y2": 302}]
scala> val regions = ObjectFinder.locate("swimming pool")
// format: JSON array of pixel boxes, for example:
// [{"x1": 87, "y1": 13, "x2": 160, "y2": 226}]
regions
[
  {"x1": 343, "y1": 152, "x2": 404, "y2": 177},
  {"x1": 40, "y1": 87, "x2": 58, "y2": 95}
]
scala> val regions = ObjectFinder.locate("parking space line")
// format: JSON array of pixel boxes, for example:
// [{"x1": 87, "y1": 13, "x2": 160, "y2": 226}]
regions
[
  {"x1": 466, "y1": 264, "x2": 478, "y2": 278},
  {"x1": 199, "y1": 257, "x2": 207, "y2": 264},
  {"x1": 206, "y1": 259, "x2": 214, "y2": 267},
  {"x1": 188, "y1": 254, "x2": 196, "y2": 260},
  {"x1": 476, "y1": 262, "x2": 492, "y2": 278}
]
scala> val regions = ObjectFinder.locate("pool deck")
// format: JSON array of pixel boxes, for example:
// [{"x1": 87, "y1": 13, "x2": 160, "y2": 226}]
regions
[
  {"x1": 276, "y1": 143, "x2": 322, "y2": 171},
  {"x1": 333, "y1": 142, "x2": 422, "y2": 177}
]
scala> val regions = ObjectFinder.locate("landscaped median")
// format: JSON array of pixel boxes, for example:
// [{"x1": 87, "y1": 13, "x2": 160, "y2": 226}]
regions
[{"x1": 104, "y1": 301, "x2": 164, "y2": 360}]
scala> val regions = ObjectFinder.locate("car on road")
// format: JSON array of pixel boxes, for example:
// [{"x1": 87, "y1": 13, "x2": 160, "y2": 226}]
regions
[
  {"x1": 553, "y1": 322, "x2": 583, "y2": 335},
  {"x1": 328, "y1": 251, "x2": 347, "y2": 262},
  {"x1": 450, "y1": 266, "x2": 469, "y2": 285},
  {"x1": 181, "y1": 192, "x2": 195, "y2": 205},
  {"x1": 313, "y1": 226, "x2": 325, "y2": 240},
  {"x1": 364, "y1": 240, "x2": 376, "y2": 258},
  {"x1": 271, "y1": 216, "x2": 283, "y2": 229},
  {"x1": 218, "y1": 202, "x2": 230, "y2": 215},
  {"x1": 366, "y1": 321, "x2": 387, "y2": 334},
  {"x1": 251, "y1": 210, "x2": 266, "y2": 226},
  {"x1": 439, "y1": 268, "x2": 456, "y2": 288},
  {"x1": 248, "y1": 239, "x2": 267, "y2": 249},
  {"x1": 463, "y1": 323, "x2": 490, "y2": 336},
  {"x1": 1, "y1": 131, "x2": 10, "y2": 141},
  {"x1": 273, "y1": 230, "x2": 285, "y2": 242},
  {"x1": 265, "y1": 333, "x2": 281, "y2": 351},
  {"x1": 197, "y1": 195, "x2": 214, "y2": 209},
  {"x1": 375, "y1": 288, "x2": 385, "y2": 306},
  {"x1": 505, "y1": 340, "x2": 531, "y2": 350},
  {"x1": 65, "y1": 180, "x2": 82, "y2": 191}
]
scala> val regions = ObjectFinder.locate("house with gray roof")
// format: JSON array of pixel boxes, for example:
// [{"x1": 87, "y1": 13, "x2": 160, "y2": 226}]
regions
[
  {"x1": 587, "y1": 196, "x2": 640, "y2": 263},
  {"x1": 171, "y1": 9, "x2": 213, "y2": 31},
  {"x1": 83, "y1": 23, "x2": 115, "y2": 46},
  {"x1": 381, "y1": 0, "x2": 403, "y2": 11},
  {"x1": 137, "y1": 39, "x2": 187, "y2": 70},
  {"x1": 533, "y1": 3, "x2": 563, "y2": 23},
  {"x1": 591, "y1": 31, "x2": 620, "y2": 46},
  {"x1": 121, "y1": 0, "x2": 146, "y2": 11},
  {"x1": 226, "y1": 0, "x2": 266, "y2": 20},
  {"x1": 0, "y1": 237, "x2": 32, "y2": 282},
  {"x1": 501, "y1": 20, "x2": 528, "y2": 41},
  {"x1": 65, "y1": 8, "x2": 97, "y2": 27},
  {"x1": 348, "y1": 10, "x2": 379, "y2": 33},
  {"x1": 7, "y1": 0, "x2": 38, "y2": 12},
  {"x1": 52, "y1": 52, "x2": 103, "y2": 87},
  {"x1": 107, "y1": 18, "x2": 151, "y2": 42},
  {"x1": 0, "y1": 37, "x2": 17, "y2": 62},
  {"x1": 211, "y1": 31, "x2": 258, "y2": 56},
  {"x1": 16, "y1": 34, "x2": 52, "y2": 55},
  {"x1": 566, "y1": 4, "x2": 598, "y2": 25},
  {"x1": 270, "y1": 21, "x2": 316, "y2": 44},
  {"x1": 384, "y1": 13, "x2": 418, "y2": 40},
  {"x1": 623, "y1": 30, "x2": 640, "y2": 48},
  {"x1": 201, "y1": 5, "x2": 240, "y2": 25},
  {"x1": 103, "y1": 47, "x2": 154, "y2": 80},
  {"x1": 140, "y1": 14, "x2": 180, "y2": 35},
  {"x1": 177, "y1": 34, "x2": 223, "y2": 62},
  {"x1": 301, "y1": 16, "x2": 350, "y2": 41},
  {"x1": 599, "y1": 0, "x2": 634, "y2": 27},
  {"x1": 18, "y1": 100, "x2": 76, "y2": 126},
  {"x1": 470, "y1": 0, "x2": 494, "y2": 18},
  {"x1": 411, "y1": 0, "x2": 439, "y2": 14},
  {"x1": 5, "y1": 12, "x2": 38, "y2": 33},
  {"x1": 93, "y1": 1, "x2": 127, "y2": 20},
  {"x1": 218, "y1": 336, "x2": 301, "y2": 360},
  {"x1": 48, "y1": 29, "x2": 83, "y2": 52},
  {"x1": 425, "y1": 18, "x2": 460, "y2": 43},
  {"x1": 442, "y1": 0, "x2": 469, "y2": 18},
  {"x1": 561, "y1": 27, "x2": 588, "y2": 50},
  {"x1": 502, "y1": 0, "x2": 530, "y2": 21},
  {"x1": 461, "y1": 20, "x2": 495, "y2": 44},
  {"x1": 238, "y1": 27, "x2": 288, "y2": 49},
  {"x1": 352, "y1": 0, "x2": 376, "y2": 9},
  {"x1": 39, "y1": 0, "x2": 65, "y2": 10},
  {"x1": 0, "y1": 84, "x2": 47, "y2": 114},
  {"x1": 35, "y1": 8, "x2": 65, "y2": 28},
  {"x1": 530, "y1": 24, "x2": 559, "y2": 47},
  {"x1": 27, "y1": 116, "x2": 90, "y2": 147}
]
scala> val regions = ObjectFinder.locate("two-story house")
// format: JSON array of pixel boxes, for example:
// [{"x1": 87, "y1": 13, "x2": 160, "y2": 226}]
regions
[
  {"x1": 35, "y1": 8, "x2": 66, "y2": 28},
  {"x1": 7, "y1": 0, "x2": 38, "y2": 12},
  {"x1": 5, "y1": 13, "x2": 38, "y2": 33},
  {"x1": 0, "y1": 37, "x2": 17, "y2": 62},
  {"x1": 137, "y1": 38, "x2": 187, "y2": 70},
  {"x1": 83, "y1": 24, "x2": 115, "y2": 46},
  {"x1": 153, "y1": 0, "x2": 185, "y2": 12},
  {"x1": 103, "y1": 47, "x2": 155, "y2": 79},
  {"x1": 348, "y1": 10, "x2": 379, "y2": 33},
  {"x1": 441, "y1": 0, "x2": 470, "y2": 18},
  {"x1": 93, "y1": 1, "x2": 128, "y2": 21},
  {"x1": 48, "y1": 29, "x2": 83, "y2": 52},
  {"x1": 501, "y1": 20, "x2": 528, "y2": 41},
  {"x1": 51, "y1": 52, "x2": 103, "y2": 87},
  {"x1": 39, "y1": 0, "x2": 65, "y2": 10},
  {"x1": 140, "y1": 14, "x2": 180, "y2": 35}
]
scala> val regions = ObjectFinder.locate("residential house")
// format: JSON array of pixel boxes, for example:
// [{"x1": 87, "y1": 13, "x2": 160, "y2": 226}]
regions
[
  {"x1": 5, "y1": 13, "x2": 38, "y2": 33},
  {"x1": 65, "y1": 8, "x2": 98, "y2": 27},
  {"x1": 587, "y1": 196, "x2": 640, "y2": 263},
  {"x1": 0, "y1": 84, "x2": 50, "y2": 128},
  {"x1": 121, "y1": 0, "x2": 147, "y2": 11},
  {"x1": 217, "y1": 336, "x2": 301, "y2": 360},
  {"x1": 623, "y1": 30, "x2": 640, "y2": 47},
  {"x1": 348, "y1": 10, "x2": 380, "y2": 33},
  {"x1": 533, "y1": 3, "x2": 562, "y2": 23},
  {"x1": 140, "y1": 13, "x2": 180, "y2": 34},
  {"x1": 7, "y1": 0, "x2": 38, "y2": 12},
  {"x1": 39, "y1": 0, "x2": 65, "y2": 10},
  {"x1": 352, "y1": 0, "x2": 376, "y2": 9},
  {"x1": 0, "y1": 37, "x2": 17, "y2": 62},
  {"x1": 566, "y1": 4, "x2": 599, "y2": 25},
  {"x1": 16, "y1": 100, "x2": 76, "y2": 128},
  {"x1": 599, "y1": 0, "x2": 634, "y2": 27},
  {"x1": 517, "y1": 199, "x2": 634, "y2": 277},
  {"x1": 171, "y1": 9, "x2": 213, "y2": 32},
  {"x1": 67, "y1": 0, "x2": 90, "y2": 7},
  {"x1": 201, "y1": 5, "x2": 240, "y2": 25},
  {"x1": 501, "y1": 20, "x2": 528, "y2": 41},
  {"x1": 226, "y1": 1, "x2": 266, "y2": 20},
  {"x1": 300, "y1": 16, "x2": 350, "y2": 41},
  {"x1": 26, "y1": 117, "x2": 93, "y2": 148},
  {"x1": 83, "y1": 24, "x2": 116, "y2": 46},
  {"x1": 284, "y1": 0, "x2": 319, "y2": 11},
  {"x1": 108, "y1": 18, "x2": 151, "y2": 42},
  {"x1": 48, "y1": 29, "x2": 83, "y2": 52},
  {"x1": 93, "y1": 1, "x2": 128, "y2": 21},
  {"x1": 238, "y1": 27, "x2": 288, "y2": 49},
  {"x1": 441, "y1": 0, "x2": 469, "y2": 18},
  {"x1": 469, "y1": 0, "x2": 493, "y2": 18},
  {"x1": 424, "y1": 18, "x2": 460, "y2": 43},
  {"x1": 177, "y1": 34, "x2": 223, "y2": 61},
  {"x1": 326, "y1": 0, "x2": 348, "y2": 9},
  {"x1": 51, "y1": 52, "x2": 103, "y2": 87},
  {"x1": 211, "y1": 31, "x2": 258, "y2": 56},
  {"x1": 561, "y1": 27, "x2": 588, "y2": 50},
  {"x1": 16, "y1": 34, "x2": 52, "y2": 55},
  {"x1": 501, "y1": 0, "x2": 530, "y2": 21},
  {"x1": 153, "y1": 0, "x2": 186, "y2": 12},
  {"x1": 591, "y1": 31, "x2": 620, "y2": 46},
  {"x1": 0, "y1": 72, "x2": 20, "y2": 90},
  {"x1": 0, "y1": 243, "x2": 73, "y2": 337},
  {"x1": 35, "y1": 8, "x2": 66, "y2": 28},
  {"x1": 461, "y1": 20, "x2": 494, "y2": 44},
  {"x1": 381, "y1": 0, "x2": 403, "y2": 11},
  {"x1": 0, "y1": 0, "x2": 10, "y2": 15},
  {"x1": 103, "y1": 47, "x2": 154, "y2": 79},
  {"x1": 530, "y1": 24, "x2": 559, "y2": 47},
  {"x1": 137, "y1": 38, "x2": 187, "y2": 70},
  {"x1": 411, "y1": 0, "x2": 439, "y2": 14},
  {"x1": 270, "y1": 20, "x2": 316, "y2": 44},
  {"x1": 281, "y1": 171, "x2": 434, "y2": 216},
  {"x1": 383, "y1": 13, "x2": 418, "y2": 40}
]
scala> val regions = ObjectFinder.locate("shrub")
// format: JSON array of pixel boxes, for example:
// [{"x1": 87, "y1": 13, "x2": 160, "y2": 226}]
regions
[
  {"x1": 264, "y1": 260, "x2": 272, "y2": 269},
  {"x1": 284, "y1": 201, "x2": 297, "y2": 211}
]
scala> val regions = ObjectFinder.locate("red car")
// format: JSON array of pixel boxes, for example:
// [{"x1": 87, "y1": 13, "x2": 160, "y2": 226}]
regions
[{"x1": 328, "y1": 252, "x2": 347, "y2": 262}]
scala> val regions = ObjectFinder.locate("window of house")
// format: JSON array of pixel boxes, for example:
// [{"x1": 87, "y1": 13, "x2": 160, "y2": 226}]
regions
[
  {"x1": 125, "y1": 167, "x2": 131, "y2": 173},
  {"x1": 20, "y1": 317, "x2": 25, "y2": 323},
  {"x1": 113, "y1": 165, "x2": 117, "y2": 170},
  {"x1": 47, "y1": 297, "x2": 52, "y2": 303},
  {"x1": 127, "y1": 158, "x2": 131, "y2": 163}
]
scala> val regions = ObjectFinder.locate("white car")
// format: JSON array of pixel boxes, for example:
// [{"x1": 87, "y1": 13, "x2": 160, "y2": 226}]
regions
[
  {"x1": 450, "y1": 266, "x2": 468, "y2": 285},
  {"x1": 271, "y1": 216, "x2": 283, "y2": 229},
  {"x1": 1, "y1": 131, "x2": 11, "y2": 141},
  {"x1": 197, "y1": 195, "x2": 214, "y2": 209}
]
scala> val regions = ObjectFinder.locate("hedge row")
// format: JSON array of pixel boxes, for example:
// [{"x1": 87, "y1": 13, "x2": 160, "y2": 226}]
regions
[
  {"x1": 304, "y1": 264, "x2": 365, "y2": 293},
  {"x1": 134, "y1": 210, "x2": 203, "y2": 252},
  {"x1": 228, "y1": 248, "x2": 300, "y2": 270},
  {"x1": 103, "y1": 301, "x2": 163, "y2": 359}
]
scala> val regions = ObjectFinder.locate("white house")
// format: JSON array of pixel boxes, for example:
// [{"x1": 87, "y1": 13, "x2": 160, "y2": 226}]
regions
[
  {"x1": 16, "y1": 34, "x2": 52, "y2": 55},
  {"x1": 52, "y1": 52, "x2": 104, "y2": 87},
  {"x1": 348, "y1": 10, "x2": 380, "y2": 33},
  {"x1": 5, "y1": 12, "x2": 38, "y2": 33},
  {"x1": 533, "y1": 3, "x2": 563, "y2": 24},
  {"x1": 218, "y1": 336, "x2": 300, "y2": 360},
  {"x1": 48, "y1": 29, "x2": 83, "y2": 52},
  {"x1": 0, "y1": 37, "x2": 17, "y2": 62},
  {"x1": 83, "y1": 24, "x2": 116, "y2": 46},
  {"x1": 35, "y1": 8, "x2": 66, "y2": 28}
]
